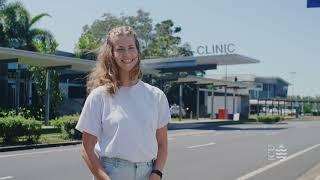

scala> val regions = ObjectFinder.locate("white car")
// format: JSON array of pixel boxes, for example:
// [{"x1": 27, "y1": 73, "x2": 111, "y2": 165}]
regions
[{"x1": 170, "y1": 104, "x2": 186, "y2": 117}]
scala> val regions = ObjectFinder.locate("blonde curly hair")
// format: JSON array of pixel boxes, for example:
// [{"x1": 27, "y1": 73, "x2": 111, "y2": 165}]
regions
[{"x1": 86, "y1": 26, "x2": 143, "y2": 95}]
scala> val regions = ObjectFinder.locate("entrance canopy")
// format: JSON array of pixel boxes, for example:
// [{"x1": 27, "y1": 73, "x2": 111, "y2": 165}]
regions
[
  {"x1": 142, "y1": 54, "x2": 259, "y2": 72},
  {"x1": 0, "y1": 47, "x2": 259, "y2": 74},
  {"x1": 0, "y1": 47, "x2": 93, "y2": 71}
]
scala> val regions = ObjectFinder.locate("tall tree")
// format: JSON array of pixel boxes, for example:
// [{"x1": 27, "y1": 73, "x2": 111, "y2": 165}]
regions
[
  {"x1": 0, "y1": 1, "x2": 57, "y2": 50},
  {"x1": 75, "y1": 10, "x2": 193, "y2": 61},
  {"x1": 75, "y1": 10, "x2": 153, "y2": 60},
  {"x1": 143, "y1": 20, "x2": 183, "y2": 58},
  {"x1": 125, "y1": 9, "x2": 153, "y2": 52}
]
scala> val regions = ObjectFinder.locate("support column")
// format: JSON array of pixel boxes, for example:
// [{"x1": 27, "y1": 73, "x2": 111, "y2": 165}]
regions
[
  {"x1": 257, "y1": 98, "x2": 260, "y2": 116},
  {"x1": 265, "y1": 99, "x2": 267, "y2": 116},
  {"x1": 224, "y1": 86, "x2": 228, "y2": 119},
  {"x1": 45, "y1": 69, "x2": 51, "y2": 126},
  {"x1": 179, "y1": 83, "x2": 183, "y2": 121},
  {"x1": 232, "y1": 88, "x2": 236, "y2": 114},
  {"x1": 280, "y1": 100, "x2": 283, "y2": 116},
  {"x1": 278, "y1": 100, "x2": 280, "y2": 116},
  {"x1": 196, "y1": 84, "x2": 199, "y2": 120},
  {"x1": 291, "y1": 101, "x2": 293, "y2": 117},
  {"x1": 28, "y1": 79, "x2": 32, "y2": 105},
  {"x1": 271, "y1": 99, "x2": 274, "y2": 116},
  {"x1": 211, "y1": 88, "x2": 214, "y2": 119},
  {"x1": 15, "y1": 64, "x2": 21, "y2": 115},
  {"x1": 301, "y1": 101, "x2": 304, "y2": 115}
]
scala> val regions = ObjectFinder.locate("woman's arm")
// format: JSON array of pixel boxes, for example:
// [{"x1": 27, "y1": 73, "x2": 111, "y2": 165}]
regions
[
  {"x1": 80, "y1": 132, "x2": 111, "y2": 180},
  {"x1": 150, "y1": 126, "x2": 168, "y2": 179}
]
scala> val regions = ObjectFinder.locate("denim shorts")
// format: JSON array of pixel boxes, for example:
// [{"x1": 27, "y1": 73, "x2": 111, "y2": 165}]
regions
[{"x1": 93, "y1": 157, "x2": 154, "y2": 180}]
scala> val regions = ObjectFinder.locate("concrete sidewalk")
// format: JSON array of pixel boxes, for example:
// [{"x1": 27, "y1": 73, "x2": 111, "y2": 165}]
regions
[{"x1": 297, "y1": 162, "x2": 320, "y2": 180}]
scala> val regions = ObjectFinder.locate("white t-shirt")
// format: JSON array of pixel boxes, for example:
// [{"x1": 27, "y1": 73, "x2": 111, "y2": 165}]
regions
[{"x1": 75, "y1": 80, "x2": 171, "y2": 163}]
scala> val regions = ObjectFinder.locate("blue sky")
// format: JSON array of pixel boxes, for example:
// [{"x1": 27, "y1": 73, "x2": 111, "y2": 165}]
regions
[{"x1": 9, "y1": 0, "x2": 320, "y2": 96}]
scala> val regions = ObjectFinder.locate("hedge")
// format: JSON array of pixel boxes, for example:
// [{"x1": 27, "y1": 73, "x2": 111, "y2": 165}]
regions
[
  {"x1": 51, "y1": 115, "x2": 81, "y2": 140},
  {"x1": 0, "y1": 116, "x2": 42, "y2": 143},
  {"x1": 256, "y1": 116, "x2": 281, "y2": 124}
]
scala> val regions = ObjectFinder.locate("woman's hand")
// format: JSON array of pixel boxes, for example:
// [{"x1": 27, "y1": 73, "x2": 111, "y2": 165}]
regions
[{"x1": 81, "y1": 132, "x2": 111, "y2": 180}]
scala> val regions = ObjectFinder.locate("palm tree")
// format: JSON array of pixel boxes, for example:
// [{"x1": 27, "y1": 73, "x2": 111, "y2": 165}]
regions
[
  {"x1": 0, "y1": 1, "x2": 59, "y2": 117},
  {"x1": 0, "y1": 1, "x2": 57, "y2": 52}
]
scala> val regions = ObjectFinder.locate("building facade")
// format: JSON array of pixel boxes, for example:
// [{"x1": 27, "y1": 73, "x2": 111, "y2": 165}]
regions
[{"x1": 249, "y1": 77, "x2": 289, "y2": 99}]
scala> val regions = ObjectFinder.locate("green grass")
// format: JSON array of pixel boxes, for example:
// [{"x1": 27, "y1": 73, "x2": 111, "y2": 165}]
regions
[
  {"x1": 38, "y1": 133, "x2": 68, "y2": 144},
  {"x1": 0, "y1": 126, "x2": 75, "y2": 147},
  {"x1": 171, "y1": 118, "x2": 194, "y2": 122}
]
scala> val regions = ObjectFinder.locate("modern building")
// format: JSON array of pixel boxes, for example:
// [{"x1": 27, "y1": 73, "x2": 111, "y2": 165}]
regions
[
  {"x1": 0, "y1": 47, "x2": 259, "y2": 122},
  {"x1": 249, "y1": 76, "x2": 290, "y2": 99},
  {"x1": 176, "y1": 75, "x2": 251, "y2": 119},
  {"x1": 206, "y1": 74, "x2": 290, "y2": 99}
]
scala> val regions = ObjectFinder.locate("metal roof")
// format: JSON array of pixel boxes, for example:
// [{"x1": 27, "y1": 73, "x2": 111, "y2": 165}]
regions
[
  {"x1": 0, "y1": 47, "x2": 259, "y2": 74},
  {"x1": 0, "y1": 47, "x2": 94, "y2": 71},
  {"x1": 142, "y1": 54, "x2": 259, "y2": 72}
]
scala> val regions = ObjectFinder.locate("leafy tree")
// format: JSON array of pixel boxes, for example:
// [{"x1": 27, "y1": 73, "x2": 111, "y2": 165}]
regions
[
  {"x1": 75, "y1": 10, "x2": 153, "y2": 60},
  {"x1": 142, "y1": 19, "x2": 187, "y2": 58}
]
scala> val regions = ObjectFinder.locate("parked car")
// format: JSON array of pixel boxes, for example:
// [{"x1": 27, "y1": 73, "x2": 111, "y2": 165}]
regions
[{"x1": 170, "y1": 104, "x2": 186, "y2": 117}]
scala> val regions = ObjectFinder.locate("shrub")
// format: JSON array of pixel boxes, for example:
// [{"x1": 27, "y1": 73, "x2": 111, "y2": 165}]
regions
[
  {"x1": 0, "y1": 109, "x2": 16, "y2": 118},
  {"x1": 0, "y1": 106, "x2": 43, "y2": 120},
  {"x1": 256, "y1": 116, "x2": 281, "y2": 124},
  {"x1": 0, "y1": 116, "x2": 42, "y2": 143},
  {"x1": 51, "y1": 115, "x2": 81, "y2": 140}
]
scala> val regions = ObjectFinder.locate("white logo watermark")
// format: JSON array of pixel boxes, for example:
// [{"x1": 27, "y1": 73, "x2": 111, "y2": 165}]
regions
[{"x1": 268, "y1": 144, "x2": 287, "y2": 161}]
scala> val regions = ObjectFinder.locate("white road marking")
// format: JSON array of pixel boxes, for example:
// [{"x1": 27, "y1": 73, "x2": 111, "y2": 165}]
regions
[
  {"x1": 169, "y1": 131, "x2": 214, "y2": 138},
  {"x1": 236, "y1": 143, "x2": 320, "y2": 180},
  {"x1": 0, "y1": 147, "x2": 79, "y2": 159},
  {"x1": 187, "y1": 142, "x2": 216, "y2": 149},
  {"x1": 266, "y1": 132, "x2": 280, "y2": 136},
  {"x1": 0, "y1": 176, "x2": 14, "y2": 179},
  {"x1": 216, "y1": 132, "x2": 224, "y2": 135},
  {"x1": 192, "y1": 134, "x2": 211, "y2": 137}
]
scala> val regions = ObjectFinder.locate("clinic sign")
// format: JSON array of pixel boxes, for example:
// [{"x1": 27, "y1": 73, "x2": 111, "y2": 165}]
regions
[{"x1": 195, "y1": 43, "x2": 236, "y2": 55}]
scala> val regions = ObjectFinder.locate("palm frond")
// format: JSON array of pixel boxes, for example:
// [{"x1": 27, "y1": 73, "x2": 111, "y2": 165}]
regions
[{"x1": 29, "y1": 13, "x2": 51, "y2": 27}]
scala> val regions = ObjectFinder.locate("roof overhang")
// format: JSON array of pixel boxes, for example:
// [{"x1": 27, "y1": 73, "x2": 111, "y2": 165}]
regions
[
  {"x1": 0, "y1": 47, "x2": 159, "y2": 74},
  {"x1": 142, "y1": 54, "x2": 259, "y2": 72},
  {"x1": 0, "y1": 47, "x2": 94, "y2": 71},
  {"x1": 0, "y1": 47, "x2": 259, "y2": 75}
]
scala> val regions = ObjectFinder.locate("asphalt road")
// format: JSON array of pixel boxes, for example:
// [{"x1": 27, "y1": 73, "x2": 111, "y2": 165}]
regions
[{"x1": 0, "y1": 120, "x2": 320, "y2": 180}]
